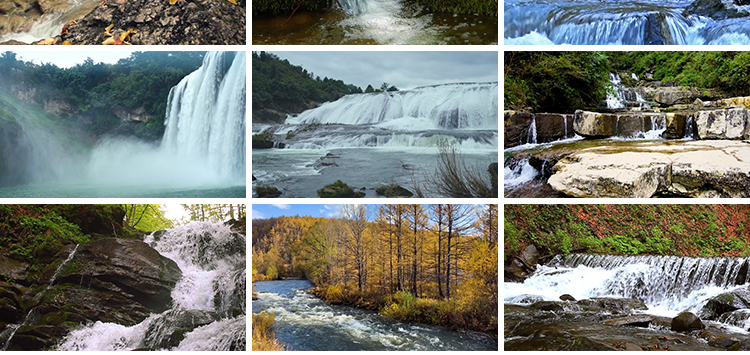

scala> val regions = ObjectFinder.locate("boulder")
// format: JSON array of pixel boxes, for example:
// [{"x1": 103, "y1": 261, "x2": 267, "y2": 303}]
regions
[
  {"x1": 686, "y1": 0, "x2": 749, "y2": 19},
  {"x1": 576, "y1": 297, "x2": 648, "y2": 313},
  {"x1": 695, "y1": 108, "x2": 748, "y2": 139},
  {"x1": 505, "y1": 244, "x2": 539, "y2": 282},
  {"x1": 504, "y1": 111, "x2": 533, "y2": 148},
  {"x1": 699, "y1": 287, "x2": 750, "y2": 320},
  {"x1": 601, "y1": 315, "x2": 653, "y2": 327},
  {"x1": 560, "y1": 294, "x2": 576, "y2": 301},
  {"x1": 653, "y1": 87, "x2": 703, "y2": 106},
  {"x1": 56, "y1": 238, "x2": 182, "y2": 312},
  {"x1": 375, "y1": 184, "x2": 413, "y2": 198},
  {"x1": 534, "y1": 113, "x2": 574, "y2": 142},
  {"x1": 573, "y1": 110, "x2": 618, "y2": 137},
  {"x1": 671, "y1": 311, "x2": 704, "y2": 332},
  {"x1": 254, "y1": 185, "x2": 282, "y2": 198}
]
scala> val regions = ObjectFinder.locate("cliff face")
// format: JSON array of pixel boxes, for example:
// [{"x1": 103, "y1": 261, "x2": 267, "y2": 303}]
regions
[{"x1": 505, "y1": 205, "x2": 750, "y2": 261}]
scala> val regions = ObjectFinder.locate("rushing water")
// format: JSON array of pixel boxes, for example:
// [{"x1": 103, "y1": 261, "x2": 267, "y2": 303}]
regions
[
  {"x1": 253, "y1": 0, "x2": 497, "y2": 44},
  {"x1": 505, "y1": 254, "x2": 750, "y2": 323},
  {"x1": 505, "y1": 0, "x2": 750, "y2": 44},
  {"x1": 253, "y1": 83, "x2": 498, "y2": 197},
  {"x1": 56, "y1": 222, "x2": 246, "y2": 351},
  {"x1": 253, "y1": 280, "x2": 497, "y2": 350}
]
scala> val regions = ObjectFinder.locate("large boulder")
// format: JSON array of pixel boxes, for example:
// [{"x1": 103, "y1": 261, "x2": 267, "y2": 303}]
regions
[
  {"x1": 505, "y1": 244, "x2": 539, "y2": 282},
  {"x1": 699, "y1": 287, "x2": 750, "y2": 320},
  {"x1": 665, "y1": 112, "x2": 689, "y2": 139},
  {"x1": 534, "y1": 113, "x2": 574, "y2": 142},
  {"x1": 653, "y1": 87, "x2": 704, "y2": 106},
  {"x1": 56, "y1": 238, "x2": 182, "y2": 312}
]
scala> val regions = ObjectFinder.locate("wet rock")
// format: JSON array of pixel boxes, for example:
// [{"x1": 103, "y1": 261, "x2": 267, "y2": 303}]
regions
[
  {"x1": 601, "y1": 315, "x2": 652, "y2": 327},
  {"x1": 374, "y1": 184, "x2": 413, "y2": 198},
  {"x1": 624, "y1": 342, "x2": 643, "y2": 351},
  {"x1": 686, "y1": 0, "x2": 749, "y2": 19},
  {"x1": 0, "y1": 258, "x2": 29, "y2": 283},
  {"x1": 665, "y1": 112, "x2": 688, "y2": 139},
  {"x1": 529, "y1": 301, "x2": 568, "y2": 312},
  {"x1": 573, "y1": 110, "x2": 618, "y2": 138},
  {"x1": 699, "y1": 287, "x2": 750, "y2": 320},
  {"x1": 0, "y1": 282, "x2": 25, "y2": 324},
  {"x1": 57, "y1": 0, "x2": 245, "y2": 44},
  {"x1": 560, "y1": 294, "x2": 576, "y2": 301},
  {"x1": 317, "y1": 180, "x2": 365, "y2": 198},
  {"x1": 505, "y1": 244, "x2": 539, "y2": 282},
  {"x1": 254, "y1": 185, "x2": 282, "y2": 198},
  {"x1": 56, "y1": 238, "x2": 182, "y2": 312},
  {"x1": 504, "y1": 111, "x2": 533, "y2": 148},
  {"x1": 534, "y1": 113, "x2": 574, "y2": 142},
  {"x1": 644, "y1": 13, "x2": 665, "y2": 45},
  {"x1": 142, "y1": 309, "x2": 217, "y2": 349},
  {"x1": 672, "y1": 311, "x2": 704, "y2": 332},
  {"x1": 716, "y1": 309, "x2": 750, "y2": 329},
  {"x1": 576, "y1": 297, "x2": 648, "y2": 313}
]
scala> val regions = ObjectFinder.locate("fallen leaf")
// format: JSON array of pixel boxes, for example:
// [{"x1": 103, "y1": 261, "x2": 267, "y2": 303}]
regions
[
  {"x1": 102, "y1": 37, "x2": 115, "y2": 45},
  {"x1": 37, "y1": 37, "x2": 57, "y2": 45},
  {"x1": 62, "y1": 40, "x2": 72, "y2": 45},
  {"x1": 226, "y1": 0, "x2": 238, "y2": 5}
]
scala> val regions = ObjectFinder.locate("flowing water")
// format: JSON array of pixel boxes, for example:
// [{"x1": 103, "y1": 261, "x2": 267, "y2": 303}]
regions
[
  {"x1": 505, "y1": 254, "x2": 750, "y2": 324},
  {"x1": 253, "y1": 83, "x2": 498, "y2": 197},
  {"x1": 253, "y1": 0, "x2": 497, "y2": 44},
  {"x1": 56, "y1": 221, "x2": 246, "y2": 351},
  {"x1": 253, "y1": 280, "x2": 497, "y2": 350},
  {"x1": 0, "y1": 0, "x2": 100, "y2": 43},
  {"x1": 505, "y1": 0, "x2": 750, "y2": 44},
  {"x1": 0, "y1": 51, "x2": 246, "y2": 198}
]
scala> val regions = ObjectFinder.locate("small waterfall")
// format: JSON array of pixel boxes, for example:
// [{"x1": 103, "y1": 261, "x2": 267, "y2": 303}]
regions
[
  {"x1": 338, "y1": 0, "x2": 368, "y2": 15},
  {"x1": 642, "y1": 115, "x2": 666, "y2": 139},
  {"x1": 526, "y1": 116, "x2": 537, "y2": 144},
  {"x1": 562, "y1": 115, "x2": 568, "y2": 138},
  {"x1": 606, "y1": 73, "x2": 626, "y2": 109},
  {"x1": 285, "y1": 82, "x2": 498, "y2": 130},
  {"x1": 504, "y1": 158, "x2": 539, "y2": 188},
  {"x1": 1, "y1": 244, "x2": 79, "y2": 350},
  {"x1": 56, "y1": 222, "x2": 245, "y2": 350},
  {"x1": 684, "y1": 113, "x2": 695, "y2": 139}
]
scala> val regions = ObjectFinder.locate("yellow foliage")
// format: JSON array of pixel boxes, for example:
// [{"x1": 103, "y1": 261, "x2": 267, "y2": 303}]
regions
[
  {"x1": 325, "y1": 285, "x2": 344, "y2": 303},
  {"x1": 252, "y1": 312, "x2": 284, "y2": 351}
]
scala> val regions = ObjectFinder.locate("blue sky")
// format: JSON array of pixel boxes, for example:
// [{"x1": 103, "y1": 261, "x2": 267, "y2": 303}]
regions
[{"x1": 252, "y1": 204, "x2": 353, "y2": 219}]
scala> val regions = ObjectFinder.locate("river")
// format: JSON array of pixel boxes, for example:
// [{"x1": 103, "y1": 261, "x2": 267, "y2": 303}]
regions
[
  {"x1": 253, "y1": 0, "x2": 497, "y2": 44},
  {"x1": 253, "y1": 280, "x2": 497, "y2": 351}
]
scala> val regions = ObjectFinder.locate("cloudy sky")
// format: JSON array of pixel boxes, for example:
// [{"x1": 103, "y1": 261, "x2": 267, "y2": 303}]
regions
[{"x1": 272, "y1": 51, "x2": 498, "y2": 91}]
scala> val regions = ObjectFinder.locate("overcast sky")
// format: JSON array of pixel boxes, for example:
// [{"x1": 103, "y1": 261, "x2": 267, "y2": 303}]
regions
[
  {"x1": 13, "y1": 50, "x2": 136, "y2": 68},
  {"x1": 272, "y1": 51, "x2": 498, "y2": 91}
]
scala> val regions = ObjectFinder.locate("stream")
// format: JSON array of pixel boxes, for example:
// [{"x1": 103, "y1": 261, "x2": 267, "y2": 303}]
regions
[
  {"x1": 252, "y1": 0, "x2": 497, "y2": 44},
  {"x1": 253, "y1": 280, "x2": 497, "y2": 350}
]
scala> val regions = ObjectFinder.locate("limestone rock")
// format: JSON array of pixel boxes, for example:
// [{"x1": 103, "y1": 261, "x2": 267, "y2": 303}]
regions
[
  {"x1": 573, "y1": 110, "x2": 618, "y2": 137},
  {"x1": 534, "y1": 113, "x2": 574, "y2": 142},
  {"x1": 504, "y1": 111, "x2": 533, "y2": 148},
  {"x1": 695, "y1": 108, "x2": 748, "y2": 139},
  {"x1": 665, "y1": 112, "x2": 688, "y2": 139}
]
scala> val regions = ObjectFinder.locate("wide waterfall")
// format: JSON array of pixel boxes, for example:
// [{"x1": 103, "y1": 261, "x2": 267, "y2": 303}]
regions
[
  {"x1": 56, "y1": 221, "x2": 246, "y2": 351},
  {"x1": 506, "y1": 253, "x2": 750, "y2": 316},
  {"x1": 286, "y1": 83, "x2": 498, "y2": 130},
  {"x1": 85, "y1": 51, "x2": 246, "y2": 191}
]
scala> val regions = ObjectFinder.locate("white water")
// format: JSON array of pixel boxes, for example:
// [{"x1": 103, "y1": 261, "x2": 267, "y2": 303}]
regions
[
  {"x1": 286, "y1": 83, "x2": 498, "y2": 130},
  {"x1": 504, "y1": 159, "x2": 539, "y2": 188},
  {"x1": 56, "y1": 222, "x2": 245, "y2": 351},
  {"x1": 506, "y1": 254, "x2": 750, "y2": 318},
  {"x1": 85, "y1": 51, "x2": 246, "y2": 189}
]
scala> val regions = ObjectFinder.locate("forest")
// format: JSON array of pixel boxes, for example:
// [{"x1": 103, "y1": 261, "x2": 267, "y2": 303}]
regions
[
  {"x1": 505, "y1": 51, "x2": 750, "y2": 113},
  {"x1": 252, "y1": 52, "x2": 400, "y2": 123},
  {"x1": 0, "y1": 51, "x2": 205, "y2": 141},
  {"x1": 252, "y1": 204, "x2": 498, "y2": 350}
]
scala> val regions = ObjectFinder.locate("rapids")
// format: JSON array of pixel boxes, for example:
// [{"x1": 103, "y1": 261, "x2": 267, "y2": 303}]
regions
[
  {"x1": 55, "y1": 221, "x2": 246, "y2": 351},
  {"x1": 253, "y1": 280, "x2": 497, "y2": 350}
]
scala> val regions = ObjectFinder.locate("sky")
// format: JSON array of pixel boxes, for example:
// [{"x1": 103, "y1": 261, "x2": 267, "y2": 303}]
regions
[
  {"x1": 272, "y1": 51, "x2": 499, "y2": 91},
  {"x1": 252, "y1": 204, "x2": 345, "y2": 219},
  {"x1": 13, "y1": 50, "x2": 136, "y2": 68}
]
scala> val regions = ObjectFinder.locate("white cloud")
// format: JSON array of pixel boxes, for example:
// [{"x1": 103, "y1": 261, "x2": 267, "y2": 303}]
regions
[
  {"x1": 251, "y1": 209, "x2": 265, "y2": 219},
  {"x1": 272, "y1": 204, "x2": 290, "y2": 209}
]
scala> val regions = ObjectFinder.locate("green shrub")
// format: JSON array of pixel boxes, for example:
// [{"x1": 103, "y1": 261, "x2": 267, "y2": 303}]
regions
[{"x1": 317, "y1": 180, "x2": 365, "y2": 198}]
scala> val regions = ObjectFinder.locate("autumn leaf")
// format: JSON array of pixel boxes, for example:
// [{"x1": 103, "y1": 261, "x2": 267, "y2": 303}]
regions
[
  {"x1": 226, "y1": 0, "x2": 238, "y2": 5},
  {"x1": 62, "y1": 40, "x2": 73, "y2": 45},
  {"x1": 102, "y1": 37, "x2": 115, "y2": 45},
  {"x1": 37, "y1": 37, "x2": 58, "y2": 45}
]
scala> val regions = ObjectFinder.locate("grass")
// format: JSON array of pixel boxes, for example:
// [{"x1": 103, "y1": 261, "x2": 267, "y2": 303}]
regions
[
  {"x1": 252, "y1": 312, "x2": 285, "y2": 351},
  {"x1": 423, "y1": 140, "x2": 497, "y2": 198}
]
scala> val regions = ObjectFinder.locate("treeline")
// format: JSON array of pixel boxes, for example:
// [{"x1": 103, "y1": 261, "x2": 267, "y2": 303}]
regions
[
  {"x1": 252, "y1": 204, "x2": 498, "y2": 332},
  {"x1": 505, "y1": 205, "x2": 750, "y2": 262},
  {"x1": 0, "y1": 51, "x2": 205, "y2": 141},
  {"x1": 252, "y1": 51, "x2": 362, "y2": 116},
  {"x1": 505, "y1": 51, "x2": 750, "y2": 113}
]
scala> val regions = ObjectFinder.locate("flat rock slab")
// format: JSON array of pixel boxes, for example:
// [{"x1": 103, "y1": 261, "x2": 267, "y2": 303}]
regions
[{"x1": 548, "y1": 140, "x2": 750, "y2": 198}]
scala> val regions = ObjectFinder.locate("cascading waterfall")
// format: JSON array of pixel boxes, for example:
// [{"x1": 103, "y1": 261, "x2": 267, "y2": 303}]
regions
[
  {"x1": 506, "y1": 253, "x2": 750, "y2": 316},
  {"x1": 526, "y1": 116, "x2": 537, "y2": 144},
  {"x1": 85, "y1": 51, "x2": 246, "y2": 189},
  {"x1": 286, "y1": 83, "x2": 498, "y2": 130},
  {"x1": 56, "y1": 222, "x2": 245, "y2": 351}
]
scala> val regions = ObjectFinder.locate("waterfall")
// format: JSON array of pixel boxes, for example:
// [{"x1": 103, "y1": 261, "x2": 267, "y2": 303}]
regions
[
  {"x1": 56, "y1": 222, "x2": 246, "y2": 351},
  {"x1": 504, "y1": 158, "x2": 539, "y2": 188},
  {"x1": 526, "y1": 115, "x2": 537, "y2": 144},
  {"x1": 85, "y1": 51, "x2": 246, "y2": 189},
  {"x1": 286, "y1": 83, "x2": 498, "y2": 130},
  {"x1": 684, "y1": 114, "x2": 695, "y2": 139},
  {"x1": 506, "y1": 253, "x2": 750, "y2": 314},
  {"x1": 161, "y1": 51, "x2": 246, "y2": 183},
  {"x1": 606, "y1": 74, "x2": 626, "y2": 109},
  {"x1": 338, "y1": 0, "x2": 368, "y2": 15}
]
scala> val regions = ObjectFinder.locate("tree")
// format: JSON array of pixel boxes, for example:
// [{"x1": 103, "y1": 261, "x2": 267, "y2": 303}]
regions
[
  {"x1": 340, "y1": 204, "x2": 369, "y2": 293},
  {"x1": 122, "y1": 204, "x2": 173, "y2": 231},
  {"x1": 365, "y1": 84, "x2": 375, "y2": 93}
]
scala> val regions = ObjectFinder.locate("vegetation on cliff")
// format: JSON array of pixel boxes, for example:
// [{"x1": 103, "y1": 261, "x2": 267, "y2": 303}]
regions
[
  {"x1": 505, "y1": 51, "x2": 750, "y2": 113},
  {"x1": 0, "y1": 51, "x2": 205, "y2": 141},
  {"x1": 505, "y1": 205, "x2": 750, "y2": 262},
  {"x1": 252, "y1": 204, "x2": 498, "y2": 333}
]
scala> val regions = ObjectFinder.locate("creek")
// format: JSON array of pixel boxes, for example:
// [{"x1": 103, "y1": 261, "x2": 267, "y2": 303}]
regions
[
  {"x1": 505, "y1": 0, "x2": 750, "y2": 44},
  {"x1": 55, "y1": 221, "x2": 246, "y2": 351},
  {"x1": 252, "y1": 0, "x2": 497, "y2": 44},
  {"x1": 253, "y1": 280, "x2": 497, "y2": 350}
]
